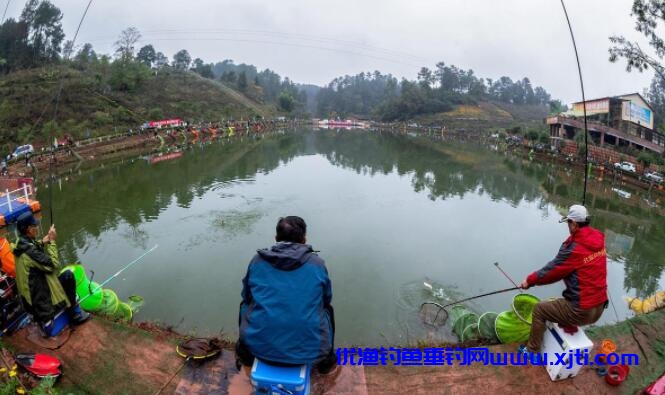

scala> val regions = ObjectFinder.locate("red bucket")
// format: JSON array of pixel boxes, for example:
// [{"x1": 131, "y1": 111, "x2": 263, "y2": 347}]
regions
[{"x1": 605, "y1": 365, "x2": 629, "y2": 386}]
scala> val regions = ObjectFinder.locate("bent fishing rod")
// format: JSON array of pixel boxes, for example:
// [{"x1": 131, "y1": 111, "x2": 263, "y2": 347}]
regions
[
  {"x1": 560, "y1": 0, "x2": 589, "y2": 205},
  {"x1": 47, "y1": 0, "x2": 94, "y2": 226},
  {"x1": 78, "y1": 244, "x2": 159, "y2": 304}
]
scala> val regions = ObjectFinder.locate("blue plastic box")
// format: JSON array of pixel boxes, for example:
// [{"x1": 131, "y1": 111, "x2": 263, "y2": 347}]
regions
[
  {"x1": 250, "y1": 359, "x2": 311, "y2": 395},
  {"x1": 43, "y1": 310, "x2": 69, "y2": 337}
]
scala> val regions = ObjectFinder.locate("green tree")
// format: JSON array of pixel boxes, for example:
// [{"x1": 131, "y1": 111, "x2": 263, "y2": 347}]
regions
[
  {"x1": 221, "y1": 70, "x2": 237, "y2": 83},
  {"x1": 172, "y1": 49, "x2": 191, "y2": 71},
  {"x1": 154, "y1": 51, "x2": 169, "y2": 69},
  {"x1": 646, "y1": 75, "x2": 665, "y2": 130},
  {"x1": 278, "y1": 91, "x2": 295, "y2": 112},
  {"x1": 20, "y1": 0, "x2": 64, "y2": 64},
  {"x1": 73, "y1": 42, "x2": 96, "y2": 69},
  {"x1": 417, "y1": 67, "x2": 434, "y2": 91},
  {"x1": 609, "y1": 0, "x2": 665, "y2": 80},
  {"x1": 191, "y1": 58, "x2": 214, "y2": 78},
  {"x1": 109, "y1": 60, "x2": 151, "y2": 92},
  {"x1": 549, "y1": 99, "x2": 568, "y2": 115},
  {"x1": 136, "y1": 44, "x2": 156, "y2": 67},
  {"x1": 637, "y1": 151, "x2": 658, "y2": 167},
  {"x1": 0, "y1": 18, "x2": 30, "y2": 72},
  {"x1": 238, "y1": 70, "x2": 248, "y2": 91}
]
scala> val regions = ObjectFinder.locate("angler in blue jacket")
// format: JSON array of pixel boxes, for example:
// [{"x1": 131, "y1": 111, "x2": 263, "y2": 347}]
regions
[{"x1": 236, "y1": 216, "x2": 336, "y2": 374}]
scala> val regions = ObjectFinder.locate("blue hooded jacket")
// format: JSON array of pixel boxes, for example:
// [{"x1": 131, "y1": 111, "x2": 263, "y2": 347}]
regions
[{"x1": 239, "y1": 242, "x2": 333, "y2": 365}]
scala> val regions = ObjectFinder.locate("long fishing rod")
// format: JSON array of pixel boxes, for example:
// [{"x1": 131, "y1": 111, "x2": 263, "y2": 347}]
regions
[
  {"x1": 0, "y1": 244, "x2": 158, "y2": 337},
  {"x1": 78, "y1": 244, "x2": 158, "y2": 304},
  {"x1": 48, "y1": 0, "x2": 94, "y2": 225},
  {"x1": 560, "y1": 0, "x2": 589, "y2": 205}
]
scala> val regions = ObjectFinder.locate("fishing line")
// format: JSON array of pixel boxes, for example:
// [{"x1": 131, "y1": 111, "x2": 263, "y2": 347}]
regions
[
  {"x1": 608, "y1": 291, "x2": 620, "y2": 322},
  {"x1": 0, "y1": 244, "x2": 157, "y2": 336},
  {"x1": 48, "y1": 0, "x2": 93, "y2": 225},
  {"x1": 560, "y1": 0, "x2": 589, "y2": 205},
  {"x1": 78, "y1": 244, "x2": 158, "y2": 305}
]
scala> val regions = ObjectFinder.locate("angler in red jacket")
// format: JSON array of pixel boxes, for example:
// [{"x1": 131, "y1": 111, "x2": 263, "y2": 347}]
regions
[{"x1": 520, "y1": 204, "x2": 607, "y2": 353}]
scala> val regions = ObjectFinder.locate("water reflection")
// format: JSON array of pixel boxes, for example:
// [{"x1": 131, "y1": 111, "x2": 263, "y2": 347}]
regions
[
  {"x1": 36, "y1": 130, "x2": 665, "y2": 342},
  {"x1": 501, "y1": 154, "x2": 665, "y2": 298}
]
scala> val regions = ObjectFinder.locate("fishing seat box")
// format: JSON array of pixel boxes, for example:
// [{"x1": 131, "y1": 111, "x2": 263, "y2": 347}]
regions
[
  {"x1": 541, "y1": 321, "x2": 593, "y2": 381},
  {"x1": 250, "y1": 359, "x2": 311, "y2": 395},
  {"x1": 0, "y1": 274, "x2": 27, "y2": 335}
]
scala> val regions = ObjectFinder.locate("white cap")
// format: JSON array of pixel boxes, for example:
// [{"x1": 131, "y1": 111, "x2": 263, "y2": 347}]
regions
[{"x1": 559, "y1": 204, "x2": 589, "y2": 223}]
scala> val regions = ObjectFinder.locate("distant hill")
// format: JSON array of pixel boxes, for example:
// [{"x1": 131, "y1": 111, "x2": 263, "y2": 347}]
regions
[
  {"x1": 0, "y1": 66, "x2": 274, "y2": 150},
  {"x1": 413, "y1": 101, "x2": 549, "y2": 130}
]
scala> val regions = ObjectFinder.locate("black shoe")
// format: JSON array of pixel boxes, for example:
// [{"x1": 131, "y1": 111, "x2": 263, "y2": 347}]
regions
[
  {"x1": 316, "y1": 355, "x2": 338, "y2": 375},
  {"x1": 71, "y1": 310, "x2": 91, "y2": 325}
]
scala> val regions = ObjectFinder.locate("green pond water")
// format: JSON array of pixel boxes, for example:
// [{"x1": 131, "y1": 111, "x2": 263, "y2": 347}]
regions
[{"x1": 31, "y1": 129, "x2": 665, "y2": 345}]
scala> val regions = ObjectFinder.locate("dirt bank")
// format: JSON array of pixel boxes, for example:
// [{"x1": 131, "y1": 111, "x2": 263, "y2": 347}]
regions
[{"x1": 2, "y1": 308, "x2": 663, "y2": 394}]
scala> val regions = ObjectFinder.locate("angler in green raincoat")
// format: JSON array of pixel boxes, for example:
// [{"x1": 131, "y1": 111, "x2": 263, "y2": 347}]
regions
[{"x1": 14, "y1": 212, "x2": 89, "y2": 333}]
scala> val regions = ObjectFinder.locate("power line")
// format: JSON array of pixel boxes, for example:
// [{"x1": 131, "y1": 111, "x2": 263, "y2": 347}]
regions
[
  {"x1": 139, "y1": 28, "x2": 429, "y2": 63},
  {"x1": 149, "y1": 36, "x2": 423, "y2": 67},
  {"x1": 84, "y1": 35, "x2": 424, "y2": 69},
  {"x1": 1, "y1": 0, "x2": 10, "y2": 25}
]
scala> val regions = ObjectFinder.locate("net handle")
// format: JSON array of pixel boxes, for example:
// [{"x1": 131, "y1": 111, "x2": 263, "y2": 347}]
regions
[
  {"x1": 420, "y1": 286, "x2": 519, "y2": 312},
  {"x1": 420, "y1": 287, "x2": 519, "y2": 326},
  {"x1": 420, "y1": 301, "x2": 449, "y2": 326}
]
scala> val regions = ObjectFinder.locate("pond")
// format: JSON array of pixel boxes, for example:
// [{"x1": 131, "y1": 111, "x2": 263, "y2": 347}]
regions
[{"x1": 33, "y1": 129, "x2": 665, "y2": 346}]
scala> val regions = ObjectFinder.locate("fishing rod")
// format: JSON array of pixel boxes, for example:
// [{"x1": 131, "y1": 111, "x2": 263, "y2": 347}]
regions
[
  {"x1": 0, "y1": 245, "x2": 157, "y2": 338},
  {"x1": 493, "y1": 261, "x2": 523, "y2": 293},
  {"x1": 46, "y1": 0, "x2": 94, "y2": 225},
  {"x1": 420, "y1": 286, "x2": 520, "y2": 325},
  {"x1": 78, "y1": 244, "x2": 158, "y2": 304},
  {"x1": 560, "y1": 0, "x2": 589, "y2": 205}
]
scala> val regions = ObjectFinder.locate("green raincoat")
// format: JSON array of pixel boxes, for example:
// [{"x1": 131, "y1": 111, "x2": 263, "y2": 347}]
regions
[{"x1": 14, "y1": 236, "x2": 69, "y2": 323}]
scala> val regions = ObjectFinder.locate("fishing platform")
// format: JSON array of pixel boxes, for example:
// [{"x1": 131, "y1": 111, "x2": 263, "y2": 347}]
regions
[{"x1": 0, "y1": 177, "x2": 41, "y2": 227}]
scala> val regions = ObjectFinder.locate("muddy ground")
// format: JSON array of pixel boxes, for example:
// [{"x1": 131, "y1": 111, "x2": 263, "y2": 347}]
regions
[{"x1": 1, "y1": 308, "x2": 663, "y2": 394}]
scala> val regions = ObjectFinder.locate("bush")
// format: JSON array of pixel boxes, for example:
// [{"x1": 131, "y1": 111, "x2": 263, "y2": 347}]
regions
[
  {"x1": 93, "y1": 111, "x2": 113, "y2": 127},
  {"x1": 148, "y1": 107, "x2": 164, "y2": 120},
  {"x1": 637, "y1": 151, "x2": 658, "y2": 167},
  {"x1": 526, "y1": 129, "x2": 539, "y2": 141},
  {"x1": 538, "y1": 131, "x2": 550, "y2": 144}
]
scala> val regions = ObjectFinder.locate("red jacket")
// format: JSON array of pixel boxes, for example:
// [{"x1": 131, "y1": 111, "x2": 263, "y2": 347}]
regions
[{"x1": 527, "y1": 226, "x2": 607, "y2": 309}]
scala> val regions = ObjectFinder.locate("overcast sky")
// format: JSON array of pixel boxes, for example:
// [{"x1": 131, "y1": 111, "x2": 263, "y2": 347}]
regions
[{"x1": 2, "y1": 0, "x2": 658, "y2": 104}]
